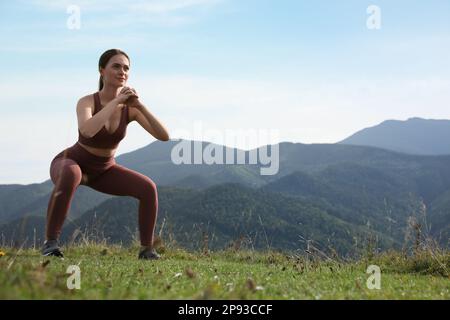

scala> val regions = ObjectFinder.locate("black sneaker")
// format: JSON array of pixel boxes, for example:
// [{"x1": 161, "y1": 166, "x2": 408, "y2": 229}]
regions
[
  {"x1": 42, "y1": 239, "x2": 64, "y2": 258},
  {"x1": 138, "y1": 248, "x2": 161, "y2": 260}
]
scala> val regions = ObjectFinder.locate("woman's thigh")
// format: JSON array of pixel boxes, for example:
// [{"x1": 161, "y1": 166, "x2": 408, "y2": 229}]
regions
[
  {"x1": 50, "y1": 157, "x2": 84, "y2": 186},
  {"x1": 86, "y1": 164, "x2": 157, "y2": 198}
]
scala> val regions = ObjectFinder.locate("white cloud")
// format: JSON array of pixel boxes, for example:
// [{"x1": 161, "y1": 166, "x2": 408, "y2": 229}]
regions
[
  {"x1": 25, "y1": 0, "x2": 223, "y2": 27},
  {"x1": 0, "y1": 0, "x2": 225, "y2": 55},
  {"x1": 30, "y1": 0, "x2": 222, "y2": 12},
  {"x1": 128, "y1": 0, "x2": 223, "y2": 14}
]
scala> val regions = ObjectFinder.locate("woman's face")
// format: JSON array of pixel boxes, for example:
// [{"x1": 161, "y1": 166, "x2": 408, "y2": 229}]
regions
[{"x1": 100, "y1": 54, "x2": 130, "y2": 88}]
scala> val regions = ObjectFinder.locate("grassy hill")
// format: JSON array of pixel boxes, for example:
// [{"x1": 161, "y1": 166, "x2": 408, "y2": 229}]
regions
[{"x1": 0, "y1": 244, "x2": 448, "y2": 299}]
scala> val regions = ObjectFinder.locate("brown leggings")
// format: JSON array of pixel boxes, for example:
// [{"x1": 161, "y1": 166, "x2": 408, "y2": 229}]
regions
[{"x1": 46, "y1": 142, "x2": 158, "y2": 246}]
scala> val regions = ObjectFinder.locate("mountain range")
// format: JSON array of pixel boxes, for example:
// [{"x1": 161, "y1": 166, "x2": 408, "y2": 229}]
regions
[
  {"x1": 339, "y1": 117, "x2": 450, "y2": 155},
  {"x1": 1, "y1": 118, "x2": 449, "y2": 255}
]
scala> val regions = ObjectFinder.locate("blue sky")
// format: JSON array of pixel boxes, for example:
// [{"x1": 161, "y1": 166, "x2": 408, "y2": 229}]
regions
[{"x1": 1, "y1": 0, "x2": 450, "y2": 184}]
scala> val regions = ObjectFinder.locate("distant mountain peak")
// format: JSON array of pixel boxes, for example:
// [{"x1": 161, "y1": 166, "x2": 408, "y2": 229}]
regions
[{"x1": 338, "y1": 117, "x2": 450, "y2": 155}]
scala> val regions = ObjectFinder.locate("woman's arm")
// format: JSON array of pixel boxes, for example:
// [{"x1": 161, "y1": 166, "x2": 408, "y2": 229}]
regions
[
  {"x1": 78, "y1": 96, "x2": 121, "y2": 138},
  {"x1": 78, "y1": 88, "x2": 137, "y2": 138},
  {"x1": 130, "y1": 99, "x2": 170, "y2": 141}
]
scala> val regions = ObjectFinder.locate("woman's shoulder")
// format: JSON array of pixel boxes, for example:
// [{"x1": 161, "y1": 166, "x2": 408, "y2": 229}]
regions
[
  {"x1": 76, "y1": 93, "x2": 96, "y2": 112},
  {"x1": 78, "y1": 92, "x2": 97, "y2": 103}
]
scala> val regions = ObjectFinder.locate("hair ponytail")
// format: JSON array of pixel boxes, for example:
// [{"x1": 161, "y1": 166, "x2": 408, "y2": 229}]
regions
[{"x1": 98, "y1": 75, "x2": 104, "y2": 90}]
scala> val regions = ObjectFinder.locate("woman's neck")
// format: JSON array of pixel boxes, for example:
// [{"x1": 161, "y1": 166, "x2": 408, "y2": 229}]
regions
[{"x1": 99, "y1": 85, "x2": 122, "y2": 103}]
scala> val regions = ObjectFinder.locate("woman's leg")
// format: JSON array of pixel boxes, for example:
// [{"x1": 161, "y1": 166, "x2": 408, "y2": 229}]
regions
[
  {"x1": 87, "y1": 164, "x2": 158, "y2": 247},
  {"x1": 46, "y1": 158, "x2": 82, "y2": 240}
]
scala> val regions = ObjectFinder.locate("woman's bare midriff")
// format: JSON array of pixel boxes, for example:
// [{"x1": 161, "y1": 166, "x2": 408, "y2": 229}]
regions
[{"x1": 77, "y1": 141, "x2": 117, "y2": 158}]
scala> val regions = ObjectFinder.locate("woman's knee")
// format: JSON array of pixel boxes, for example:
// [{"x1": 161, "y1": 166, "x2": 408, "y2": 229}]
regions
[{"x1": 139, "y1": 177, "x2": 158, "y2": 199}]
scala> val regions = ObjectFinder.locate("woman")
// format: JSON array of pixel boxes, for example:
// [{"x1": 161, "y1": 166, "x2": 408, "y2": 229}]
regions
[{"x1": 43, "y1": 49, "x2": 170, "y2": 260}]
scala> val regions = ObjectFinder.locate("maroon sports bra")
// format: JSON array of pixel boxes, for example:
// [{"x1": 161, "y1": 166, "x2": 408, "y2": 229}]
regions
[{"x1": 77, "y1": 92, "x2": 129, "y2": 149}]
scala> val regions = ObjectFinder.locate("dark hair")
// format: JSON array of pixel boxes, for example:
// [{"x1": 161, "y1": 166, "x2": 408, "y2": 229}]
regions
[{"x1": 98, "y1": 49, "x2": 130, "y2": 90}]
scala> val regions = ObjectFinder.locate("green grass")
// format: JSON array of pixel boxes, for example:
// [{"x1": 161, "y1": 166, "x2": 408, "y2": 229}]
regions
[{"x1": 0, "y1": 244, "x2": 449, "y2": 299}]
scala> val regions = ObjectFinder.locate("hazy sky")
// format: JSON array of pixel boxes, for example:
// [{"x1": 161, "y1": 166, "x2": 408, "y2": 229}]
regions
[{"x1": 1, "y1": 0, "x2": 450, "y2": 184}]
